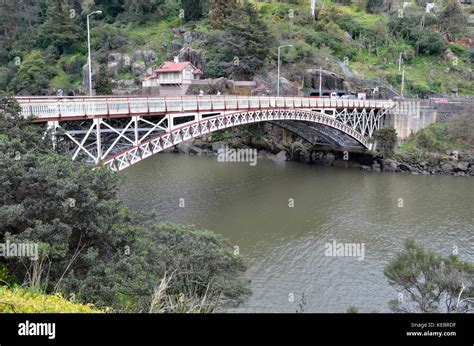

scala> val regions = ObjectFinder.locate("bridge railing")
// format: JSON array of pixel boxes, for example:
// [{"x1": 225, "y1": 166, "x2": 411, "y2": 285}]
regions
[{"x1": 15, "y1": 96, "x2": 394, "y2": 120}]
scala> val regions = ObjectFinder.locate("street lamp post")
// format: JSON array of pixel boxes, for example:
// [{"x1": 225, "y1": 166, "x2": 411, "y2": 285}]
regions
[
  {"x1": 87, "y1": 10, "x2": 102, "y2": 97},
  {"x1": 401, "y1": 67, "x2": 406, "y2": 98},
  {"x1": 277, "y1": 45, "x2": 293, "y2": 97}
]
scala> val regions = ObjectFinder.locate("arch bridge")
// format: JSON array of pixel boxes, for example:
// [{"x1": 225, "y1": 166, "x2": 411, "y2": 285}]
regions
[{"x1": 16, "y1": 96, "x2": 395, "y2": 171}]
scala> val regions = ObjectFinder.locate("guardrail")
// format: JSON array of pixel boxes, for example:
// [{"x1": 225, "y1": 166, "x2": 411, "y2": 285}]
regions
[{"x1": 15, "y1": 96, "x2": 394, "y2": 120}]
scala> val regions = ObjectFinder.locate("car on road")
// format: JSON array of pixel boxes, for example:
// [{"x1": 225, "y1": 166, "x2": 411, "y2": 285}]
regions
[{"x1": 341, "y1": 94, "x2": 357, "y2": 99}]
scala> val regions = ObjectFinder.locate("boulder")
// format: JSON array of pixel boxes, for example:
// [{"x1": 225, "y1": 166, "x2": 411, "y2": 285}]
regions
[
  {"x1": 441, "y1": 162, "x2": 454, "y2": 172},
  {"x1": 171, "y1": 40, "x2": 182, "y2": 51},
  {"x1": 372, "y1": 162, "x2": 381, "y2": 172},
  {"x1": 333, "y1": 159, "x2": 350, "y2": 168},
  {"x1": 381, "y1": 159, "x2": 397, "y2": 171},
  {"x1": 171, "y1": 28, "x2": 180, "y2": 39},
  {"x1": 324, "y1": 153, "x2": 336, "y2": 166},
  {"x1": 132, "y1": 62, "x2": 146, "y2": 77},
  {"x1": 300, "y1": 151, "x2": 311, "y2": 164},
  {"x1": 179, "y1": 47, "x2": 206, "y2": 73},
  {"x1": 189, "y1": 146, "x2": 203, "y2": 155},
  {"x1": 225, "y1": 79, "x2": 235, "y2": 89},
  {"x1": 398, "y1": 163, "x2": 412, "y2": 172},
  {"x1": 445, "y1": 48, "x2": 456, "y2": 61},
  {"x1": 214, "y1": 77, "x2": 227, "y2": 91},
  {"x1": 131, "y1": 50, "x2": 143, "y2": 63},
  {"x1": 122, "y1": 79, "x2": 135, "y2": 87},
  {"x1": 177, "y1": 142, "x2": 192, "y2": 154},
  {"x1": 142, "y1": 50, "x2": 157, "y2": 63},
  {"x1": 457, "y1": 161, "x2": 469, "y2": 171},
  {"x1": 211, "y1": 141, "x2": 226, "y2": 152},
  {"x1": 254, "y1": 72, "x2": 298, "y2": 96},
  {"x1": 123, "y1": 54, "x2": 131, "y2": 67},
  {"x1": 108, "y1": 52, "x2": 124, "y2": 64},
  {"x1": 82, "y1": 61, "x2": 99, "y2": 87},
  {"x1": 311, "y1": 151, "x2": 323, "y2": 163},
  {"x1": 275, "y1": 150, "x2": 287, "y2": 162},
  {"x1": 343, "y1": 31, "x2": 353, "y2": 43},
  {"x1": 107, "y1": 61, "x2": 121, "y2": 78},
  {"x1": 183, "y1": 31, "x2": 193, "y2": 44}
]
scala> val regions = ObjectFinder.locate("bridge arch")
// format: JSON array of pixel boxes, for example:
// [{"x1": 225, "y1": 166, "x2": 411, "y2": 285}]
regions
[{"x1": 104, "y1": 109, "x2": 369, "y2": 172}]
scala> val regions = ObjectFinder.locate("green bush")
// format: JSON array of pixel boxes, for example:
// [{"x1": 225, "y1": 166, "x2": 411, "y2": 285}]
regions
[
  {"x1": 416, "y1": 29, "x2": 446, "y2": 55},
  {"x1": 0, "y1": 287, "x2": 104, "y2": 313},
  {"x1": 400, "y1": 122, "x2": 463, "y2": 154}
]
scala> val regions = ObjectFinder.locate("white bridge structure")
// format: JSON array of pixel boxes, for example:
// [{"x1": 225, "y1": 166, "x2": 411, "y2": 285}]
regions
[{"x1": 17, "y1": 96, "x2": 395, "y2": 172}]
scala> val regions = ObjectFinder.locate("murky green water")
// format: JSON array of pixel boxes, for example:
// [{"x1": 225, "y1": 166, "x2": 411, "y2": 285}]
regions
[{"x1": 118, "y1": 153, "x2": 474, "y2": 312}]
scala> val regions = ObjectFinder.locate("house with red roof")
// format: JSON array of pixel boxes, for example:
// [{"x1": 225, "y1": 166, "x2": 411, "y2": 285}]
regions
[{"x1": 142, "y1": 57, "x2": 202, "y2": 95}]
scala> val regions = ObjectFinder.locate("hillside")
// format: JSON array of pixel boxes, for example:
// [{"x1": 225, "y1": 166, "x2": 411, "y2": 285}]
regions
[{"x1": 0, "y1": 0, "x2": 473, "y2": 96}]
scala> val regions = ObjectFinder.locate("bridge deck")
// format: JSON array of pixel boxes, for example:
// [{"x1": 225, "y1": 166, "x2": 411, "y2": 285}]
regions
[{"x1": 16, "y1": 96, "x2": 394, "y2": 122}]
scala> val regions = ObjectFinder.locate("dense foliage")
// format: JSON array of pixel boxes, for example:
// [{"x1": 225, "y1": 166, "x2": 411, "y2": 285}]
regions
[
  {"x1": 0, "y1": 0, "x2": 471, "y2": 96},
  {"x1": 0, "y1": 94, "x2": 249, "y2": 312}
]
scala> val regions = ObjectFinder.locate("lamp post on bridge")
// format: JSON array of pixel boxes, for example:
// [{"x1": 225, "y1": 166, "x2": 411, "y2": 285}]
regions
[
  {"x1": 277, "y1": 45, "x2": 294, "y2": 97},
  {"x1": 87, "y1": 10, "x2": 102, "y2": 97}
]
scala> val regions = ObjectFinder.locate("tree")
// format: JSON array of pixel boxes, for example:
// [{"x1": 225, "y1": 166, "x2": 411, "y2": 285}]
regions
[
  {"x1": 95, "y1": 66, "x2": 112, "y2": 95},
  {"x1": 371, "y1": 128, "x2": 397, "y2": 158},
  {"x1": 11, "y1": 51, "x2": 57, "y2": 95},
  {"x1": 384, "y1": 239, "x2": 473, "y2": 313},
  {"x1": 208, "y1": 0, "x2": 237, "y2": 28},
  {"x1": 182, "y1": 0, "x2": 204, "y2": 22},
  {"x1": 415, "y1": 29, "x2": 446, "y2": 56},
  {"x1": 437, "y1": 0, "x2": 467, "y2": 40},
  {"x1": 206, "y1": 1, "x2": 272, "y2": 80},
  {"x1": 37, "y1": 0, "x2": 83, "y2": 57}
]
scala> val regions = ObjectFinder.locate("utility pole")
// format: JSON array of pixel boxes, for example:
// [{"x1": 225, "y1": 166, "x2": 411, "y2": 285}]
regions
[
  {"x1": 319, "y1": 66, "x2": 322, "y2": 97},
  {"x1": 277, "y1": 45, "x2": 294, "y2": 97},
  {"x1": 401, "y1": 67, "x2": 405, "y2": 98},
  {"x1": 398, "y1": 52, "x2": 403, "y2": 72}
]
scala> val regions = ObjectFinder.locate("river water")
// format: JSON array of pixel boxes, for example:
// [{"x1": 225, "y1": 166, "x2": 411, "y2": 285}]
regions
[{"x1": 118, "y1": 153, "x2": 474, "y2": 313}]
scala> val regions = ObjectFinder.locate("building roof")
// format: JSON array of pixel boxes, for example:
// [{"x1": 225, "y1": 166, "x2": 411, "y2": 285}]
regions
[{"x1": 153, "y1": 61, "x2": 202, "y2": 75}]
